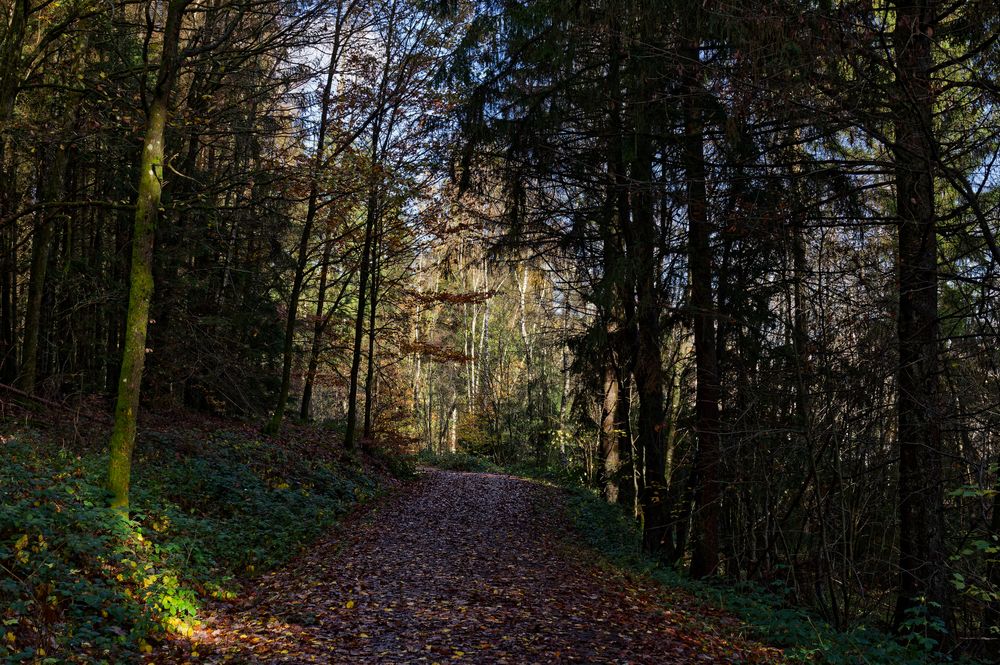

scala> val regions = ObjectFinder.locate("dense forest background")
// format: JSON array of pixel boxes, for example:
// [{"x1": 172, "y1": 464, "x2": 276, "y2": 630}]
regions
[{"x1": 2, "y1": 0, "x2": 1000, "y2": 659}]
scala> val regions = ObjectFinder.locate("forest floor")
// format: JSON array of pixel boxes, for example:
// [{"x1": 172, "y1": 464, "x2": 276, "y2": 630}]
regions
[{"x1": 157, "y1": 469, "x2": 783, "y2": 664}]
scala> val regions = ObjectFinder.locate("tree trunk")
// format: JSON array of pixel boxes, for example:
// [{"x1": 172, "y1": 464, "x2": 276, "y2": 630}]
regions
[
  {"x1": 299, "y1": 236, "x2": 332, "y2": 420},
  {"x1": 628, "y1": 130, "x2": 669, "y2": 555},
  {"x1": 344, "y1": 149, "x2": 379, "y2": 450},
  {"x1": 986, "y1": 466, "x2": 1000, "y2": 630},
  {"x1": 20, "y1": 145, "x2": 69, "y2": 394},
  {"x1": 0, "y1": 144, "x2": 18, "y2": 384},
  {"x1": 615, "y1": 371, "x2": 635, "y2": 509},
  {"x1": 890, "y1": 0, "x2": 949, "y2": 637},
  {"x1": 362, "y1": 226, "x2": 380, "y2": 442},
  {"x1": 684, "y1": 39, "x2": 722, "y2": 579},
  {"x1": 265, "y1": 33, "x2": 340, "y2": 434},
  {"x1": 449, "y1": 403, "x2": 458, "y2": 452},
  {"x1": 598, "y1": 13, "x2": 631, "y2": 504},
  {"x1": 599, "y1": 361, "x2": 620, "y2": 502},
  {"x1": 107, "y1": 0, "x2": 187, "y2": 512},
  {"x1": 0, "y1": 2, "x2": 27, "y2": 385},
  {"x1": 515, "y1": 264, "x2": 540, "y2": 463}
]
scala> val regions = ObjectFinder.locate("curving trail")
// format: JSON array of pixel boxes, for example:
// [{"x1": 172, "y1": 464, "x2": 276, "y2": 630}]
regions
[{"x1": 162, "y1": 470, "x2": 781, "y2": 664}]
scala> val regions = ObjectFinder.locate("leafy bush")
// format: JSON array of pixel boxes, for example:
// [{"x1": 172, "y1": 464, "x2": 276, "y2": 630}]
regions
[
  {"x1": 562, "y1": 486, "x2": 649, "y2": 571},
  {"x1": 367, "y1": 448, "x2": 418, "y2": 480},
  {"x1": 415, "y1": 449, "x2": 500, "y2": 473},
  {"x1": 504, "y1": 459, "x2": 590, "y2": 489},
  {"x1": 0, "y1": 427, "x2": 376, "y2": 663}
]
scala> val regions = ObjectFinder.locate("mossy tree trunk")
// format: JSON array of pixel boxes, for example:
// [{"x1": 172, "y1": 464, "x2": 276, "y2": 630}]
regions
[{"x1": 107, "y1": 0, "x2": 188, "y2": 512}]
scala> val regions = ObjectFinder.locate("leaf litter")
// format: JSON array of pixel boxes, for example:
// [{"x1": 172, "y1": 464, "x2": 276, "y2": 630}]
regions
[{"x1": 154, "y1": 470, "x2": 783, "y2": 664}]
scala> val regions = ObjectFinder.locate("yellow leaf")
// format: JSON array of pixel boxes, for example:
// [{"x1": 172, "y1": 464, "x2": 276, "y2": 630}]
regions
[
  {"x1": 345, "y1": 599, "x2": 355, "y2": 609},
  {"x1": 14, "y1": 535, "x2": 28, "y2": 551},
  {"x1": 5, "y1": 632, "x2": 14, "y2": 643}
]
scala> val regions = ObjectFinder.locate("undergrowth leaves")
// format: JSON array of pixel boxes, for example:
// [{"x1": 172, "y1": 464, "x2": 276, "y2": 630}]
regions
[{"x1": 0, "y1": 428, "x2": 376, "y2": 663}]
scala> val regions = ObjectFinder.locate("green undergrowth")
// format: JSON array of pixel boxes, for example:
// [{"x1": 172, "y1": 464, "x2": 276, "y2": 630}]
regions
[
  {"x1": 415, "y1": 449, "x2": 501, "y2": 474},
  {"x1": 559, "y1": 482, "x2": 961, "y2": 665},
  {"x1": 0, "y1": 425, "x2": 380, "y2": 663},
  {"x1": 369, "y1": 447, "x2": 418, "y2": 480}
]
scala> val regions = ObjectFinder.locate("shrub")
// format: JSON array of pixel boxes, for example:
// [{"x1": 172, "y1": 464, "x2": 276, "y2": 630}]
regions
[{"x1": 415, "y1": 449, "x2": 500, "y2": 473}]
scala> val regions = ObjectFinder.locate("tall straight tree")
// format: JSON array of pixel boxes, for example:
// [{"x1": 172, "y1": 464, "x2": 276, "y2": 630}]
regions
[
  {"x1": 596, "y1": 8, "x2": 630, "y2": 505},
  {"x1": 265, "y1": 19, "x2": 343, "y2": 435},
  {"x1": 628, "y1": 129, "x2": 670, "y2": 555},
  {"x1": 107, "y1": 0, "x2": 189, "y2": 512},
  {"x1": 20, "y1": 142, "x2": 69, "y2": 394},
  {"x1": 362, "y1": 219, "x2": 382, "y2": 439},
  {"x1": 344, "y1": 129, "x2": 380, "y2": 450},
  {"x1": 682, "y1": 36, "x2": 722, "y2": 579},
  {"x1": 890, "y1": 0, "x2": 948, "y2": 632}
]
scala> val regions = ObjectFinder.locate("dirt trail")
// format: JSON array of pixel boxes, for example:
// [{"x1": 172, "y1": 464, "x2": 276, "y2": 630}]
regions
[{"x1": 163, "y1": 470, "x2": 779, "y2": 664}]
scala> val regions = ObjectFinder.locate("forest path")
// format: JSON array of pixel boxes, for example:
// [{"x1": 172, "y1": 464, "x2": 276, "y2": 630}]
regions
[{"x1": 165, "y1": 470, "x2": 779, "y2": 664}]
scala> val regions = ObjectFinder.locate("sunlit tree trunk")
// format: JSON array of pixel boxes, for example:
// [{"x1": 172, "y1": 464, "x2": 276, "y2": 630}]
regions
[
  {"x1": 599, "y1": 362, "x2": 620, "y2": 502},
  {"x1": 107, "y1": 0, "x2": 188, "y2": 512},
  {"x1": 616, "y1": 373, "x2": 636, "y2": 512},
  {"x1": 450, "y1": 405, "x2": 458, "y2": 452},
  {"x1": 515, "y1": 264, "x2": 541, "y2": 463}
]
